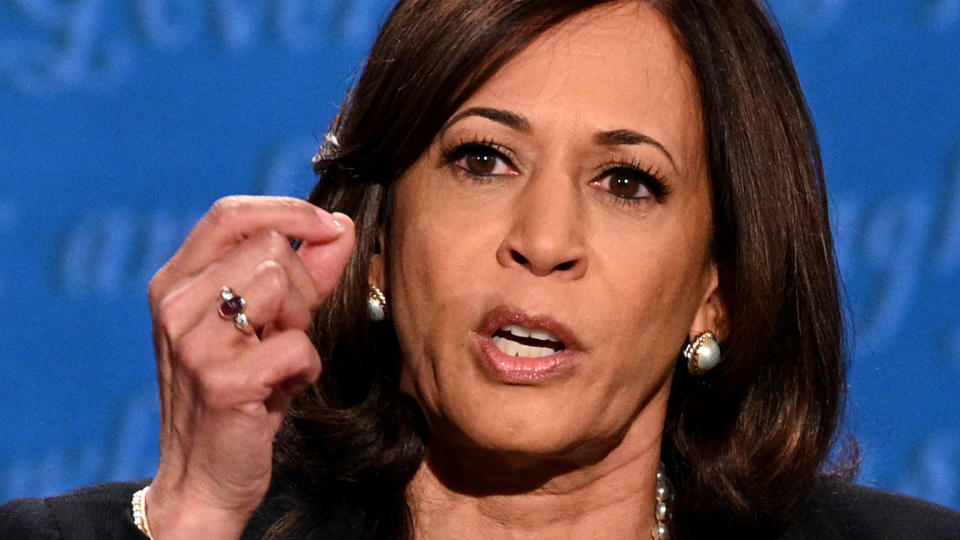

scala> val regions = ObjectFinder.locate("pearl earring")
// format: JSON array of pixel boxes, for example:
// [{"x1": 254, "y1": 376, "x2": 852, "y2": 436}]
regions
[
  {"x1": 367, "y1": 285, "x2": 388, "y2": 321},
  {"x1": 683, "y1": 331, "x2": 721, "y2": 375}
]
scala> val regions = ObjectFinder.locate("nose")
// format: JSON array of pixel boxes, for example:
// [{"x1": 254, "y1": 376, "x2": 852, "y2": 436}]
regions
[{"x1": 496, "y1": 171, "x2": 588, "y2": 279}]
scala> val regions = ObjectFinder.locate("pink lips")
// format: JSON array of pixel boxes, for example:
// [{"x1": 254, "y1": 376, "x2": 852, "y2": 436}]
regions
[{"x1": 472, "y1": 305, "x2": 583, "y2": 384}]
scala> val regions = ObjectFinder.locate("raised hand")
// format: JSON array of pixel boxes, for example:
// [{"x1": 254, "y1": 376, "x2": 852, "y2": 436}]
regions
[{"x1": 143, "y1": 196, "x2": 355, "y2": 538}]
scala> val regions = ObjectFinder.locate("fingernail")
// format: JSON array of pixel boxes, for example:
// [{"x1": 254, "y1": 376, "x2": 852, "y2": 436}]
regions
[{"x1": 329, "y1": 212, "x2": 349, "y2": 233}]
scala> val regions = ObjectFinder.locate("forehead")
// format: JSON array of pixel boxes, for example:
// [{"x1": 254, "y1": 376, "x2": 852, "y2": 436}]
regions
[{"x1": 453, "y1": 2, "x2": 704, "y2": 172}]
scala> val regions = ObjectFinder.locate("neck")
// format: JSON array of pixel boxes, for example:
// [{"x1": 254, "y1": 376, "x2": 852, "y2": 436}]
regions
[{"x1": 407, "y1": 417, "x2": 664, "y2": 540}]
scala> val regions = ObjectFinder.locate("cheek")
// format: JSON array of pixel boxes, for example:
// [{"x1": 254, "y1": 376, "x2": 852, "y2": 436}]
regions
[
  {"x1": 387, "y1": 176, "x2": 497, "y2": 369},
  {"x1": 389, "y1": 169, "x2": 508, "y2": 302},
  {"x1": 391, "y1": 208, "x2": 491, "y2": 307},
  {"x1": 590, "y1": 223, "x2": 712, "y2": 376}
]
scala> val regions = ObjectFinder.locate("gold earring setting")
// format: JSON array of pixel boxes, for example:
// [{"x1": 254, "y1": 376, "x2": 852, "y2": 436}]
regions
[
  {"x1": 684, "y1": 331, "x2": 721, "y2": 375},
  {"x1": 368, "y1": 285, "x2": 388, "y2": 321}
]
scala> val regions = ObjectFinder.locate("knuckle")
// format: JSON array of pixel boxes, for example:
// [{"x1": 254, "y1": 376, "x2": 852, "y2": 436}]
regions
[
  {"x1": 288, "y1": 334, "x2": 321, "y2": 373},
  {"x1": 207, "y1": 196, "x2": 247, "y2": 226},
  {"x1": 147, "y1": 273, "x2": 163, "y2": 304},
  {"x1": 154, "y1": 296, "x2": 185, "y2": 336},
  {"x1": 262, "y1": 230, "x2": 293, "y2": 260},
  {"x1": 172, "y1": 330, "x2": 209, "y2": 373},
  {"x1": 147, "y1": 264, "x2": 177, "y2": 306},
  {"x1": 255, "y1": 260, "x2": 289, "y2": 295},
  {"x1": 291, "y1": 309, "x2": 314, "y2": 332},
  {"x1": 288, "y1": 334, "x2": 315, "y2": 359},
  {"x1": 198, "y1": 376, "x2": 233, "y2": 409}
]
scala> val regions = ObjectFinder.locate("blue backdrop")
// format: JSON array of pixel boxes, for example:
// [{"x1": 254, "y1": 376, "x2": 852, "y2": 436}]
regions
[{"x1": 1, "y1": 0, "x2": 959, "y2": 509}]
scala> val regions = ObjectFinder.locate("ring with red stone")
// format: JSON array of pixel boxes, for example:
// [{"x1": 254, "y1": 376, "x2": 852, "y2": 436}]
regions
[{"x1": 218, "y1": 286, "x2": 252, "y2": 332}]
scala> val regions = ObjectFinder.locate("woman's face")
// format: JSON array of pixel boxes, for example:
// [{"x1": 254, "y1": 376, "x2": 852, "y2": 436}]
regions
[{"x1": 384, "y1": 2, "x2": 721, "y2": 466}]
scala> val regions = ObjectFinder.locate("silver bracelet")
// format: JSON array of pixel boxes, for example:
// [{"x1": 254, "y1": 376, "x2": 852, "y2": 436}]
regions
[{"x1": 131, "y1": 486, "x2": 153, "y2": 538}]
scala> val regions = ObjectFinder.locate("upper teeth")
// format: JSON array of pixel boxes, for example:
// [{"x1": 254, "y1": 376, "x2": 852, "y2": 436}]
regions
[
  {"x1": 492, "y1": 325, "x2": 562, "y2": 358},
  {"x1": 503, "y1": 324, "x2": 559, "y2": 342}
]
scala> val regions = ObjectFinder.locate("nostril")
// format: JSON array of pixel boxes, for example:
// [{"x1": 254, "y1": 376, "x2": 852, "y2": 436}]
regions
[{"x1": 502, "y1": 247, "x2": 583, "y2": 276}]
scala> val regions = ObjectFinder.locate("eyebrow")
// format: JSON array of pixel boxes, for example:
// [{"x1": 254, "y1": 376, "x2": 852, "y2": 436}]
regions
[
  {"x1": 594, "y1": 129, "x2": 677, "y2": 172},
  {"x1": 440, "y1": 107, "x2": 677, "y2": 172},
  {"x1": 440, "y1": 107, "x2": 532, "y2": 135}
]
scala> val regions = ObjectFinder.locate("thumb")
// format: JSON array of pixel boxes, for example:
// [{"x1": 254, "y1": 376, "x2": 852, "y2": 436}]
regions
[{"x1": 297, "y1": 212, "x2": 356, "y2": 306}]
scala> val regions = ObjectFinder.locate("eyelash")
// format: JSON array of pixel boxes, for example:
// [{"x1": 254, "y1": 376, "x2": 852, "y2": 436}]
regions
[
  {"x1": 594, "y1": 159, "x2": 670, "y2": 206},
  {"x1": 440, "y1": 139, "x2": 670, "y2": 205},
  {"x1": 440, "y1": 138, "x2": 518, "y2": 179}
]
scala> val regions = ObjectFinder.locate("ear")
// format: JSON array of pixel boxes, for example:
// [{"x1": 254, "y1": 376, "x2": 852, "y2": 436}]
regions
[{"x1": 689, "y1": 263, "x2": 729, "y2": 342}]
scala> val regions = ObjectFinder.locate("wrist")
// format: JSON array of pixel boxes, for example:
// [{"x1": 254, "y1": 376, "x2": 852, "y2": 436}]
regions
[
  {"x1": 143, "y1": 483, "x2": 254, "y2": 540},
  {"x1": 131, "y1": 486, "x2": 152, "y2": 537}
]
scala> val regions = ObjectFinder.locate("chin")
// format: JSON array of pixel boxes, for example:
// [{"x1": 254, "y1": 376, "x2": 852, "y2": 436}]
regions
[
  {"x1": 447, "y1": 399, "x2": 620, "y2": 463},
  {"x1": 422, "y1": 411, "x2": 623, "y2": 493}
]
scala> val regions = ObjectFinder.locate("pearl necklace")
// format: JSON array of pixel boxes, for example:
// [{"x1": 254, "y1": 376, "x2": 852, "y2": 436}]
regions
[{"x1": 652, "y1": 464, "x2": 673, "y2": 540}]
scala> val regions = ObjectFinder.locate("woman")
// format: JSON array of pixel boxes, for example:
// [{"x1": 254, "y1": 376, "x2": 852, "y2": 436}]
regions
[{"x1": 3, "y1": 0, "x2": 959, "y2": 538}]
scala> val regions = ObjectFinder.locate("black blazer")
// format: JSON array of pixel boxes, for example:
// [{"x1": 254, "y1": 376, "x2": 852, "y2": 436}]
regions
[{"x1": 2, "y1": 477, "x2": 959, "y2": 539}]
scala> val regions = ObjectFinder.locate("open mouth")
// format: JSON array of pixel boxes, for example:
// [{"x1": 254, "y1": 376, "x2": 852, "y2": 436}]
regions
[{"x1": 491, "y1": 324, "x2": 566, "y2": 358}]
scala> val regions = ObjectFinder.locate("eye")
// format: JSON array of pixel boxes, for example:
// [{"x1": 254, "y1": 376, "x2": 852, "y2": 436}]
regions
[
  {"x1": 590, "y1": 166, "x2": 667, "y2": 202},
  {"x1": 448, "y1": 143, "x2": 519, "y2": 177}
]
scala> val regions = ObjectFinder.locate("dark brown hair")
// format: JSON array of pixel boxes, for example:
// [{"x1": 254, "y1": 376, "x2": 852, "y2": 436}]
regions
[{"x1": 271, "y1": 1, "x2": 847, "y2": 538}]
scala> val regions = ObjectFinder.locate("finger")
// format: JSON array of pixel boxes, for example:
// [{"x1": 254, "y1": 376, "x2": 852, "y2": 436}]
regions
[
  {"x1": 155, "y1": 229, "x2": 323, "y2": 341},
  {"x1": 153, "y1": 196, "x2": 349, "y2": 295},
  {"x1": 248, "y1": 329, "x2": 322, "y2": 397},
  {"x1": 229, "y1": 260, "x2": 313, "y2": 336},
  {"x1": 188, "y1": 260, "x2": 312, "y2": 345},
  {"x1": 189, "y1": 329, "x2": 321, "y2": 410},
  {"x1": 206, "y1": 229, "x2": 323, "y2": 310},
  {"x1": 297, "y1": 216, "x2": 356, "y2": 302}
]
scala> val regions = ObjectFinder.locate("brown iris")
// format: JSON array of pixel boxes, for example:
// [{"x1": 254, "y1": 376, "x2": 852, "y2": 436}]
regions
[
  {"x1": 609, "y1": 174, "x2": 643, "y2": 199},
  {"x1": 465, "y1": 153, "x2": 498, "y2": 175}
]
